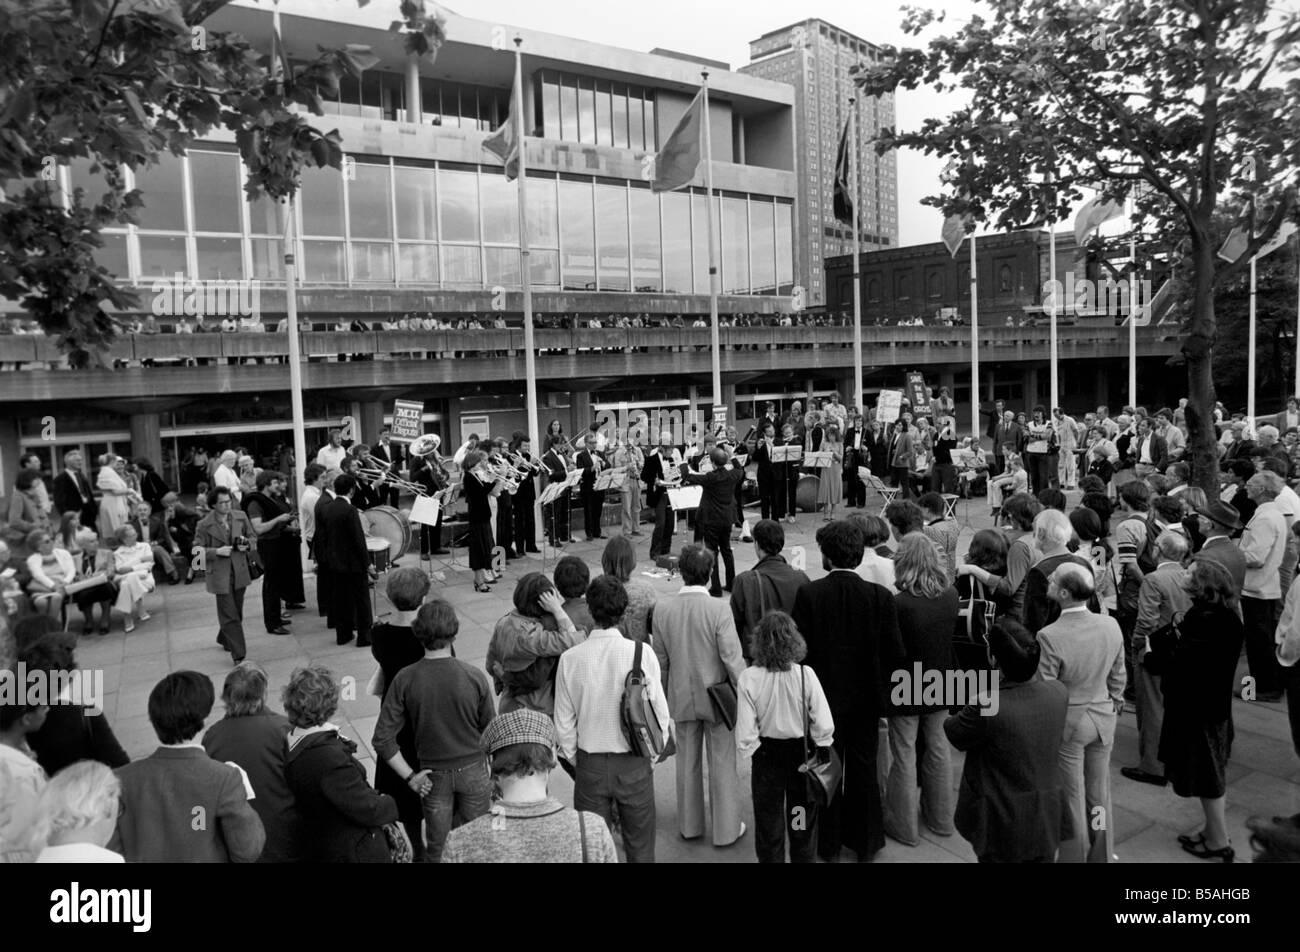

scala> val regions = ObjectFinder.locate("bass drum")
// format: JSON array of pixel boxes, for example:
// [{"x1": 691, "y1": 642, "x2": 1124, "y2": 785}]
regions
[{"x1": 361, "y1": 505, "x2": 411, "y2": 561}]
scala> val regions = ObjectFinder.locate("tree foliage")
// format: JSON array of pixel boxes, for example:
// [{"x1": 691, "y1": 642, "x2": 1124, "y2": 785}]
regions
[
  {"x1": 0, "y1": 0, "x2": 446, "y2": 365},
  {"x1": 858, "y1": 0, "x2": 1300, "y2": 492}
]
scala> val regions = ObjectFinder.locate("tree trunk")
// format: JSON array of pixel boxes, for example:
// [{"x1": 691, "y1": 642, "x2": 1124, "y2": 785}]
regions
[{"x1": 1184, "y1": 235, "x2": 1220, "y2": 496}]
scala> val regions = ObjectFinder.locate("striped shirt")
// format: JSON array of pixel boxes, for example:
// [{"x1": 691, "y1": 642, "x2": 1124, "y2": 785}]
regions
[{"x1": 554, "y1": 628, "x2": 671, "y2": 762}]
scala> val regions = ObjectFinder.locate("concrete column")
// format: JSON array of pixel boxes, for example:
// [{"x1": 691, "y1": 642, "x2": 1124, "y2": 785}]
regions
[
  {"x1": 128, "y1": 412, "x2": 162, "y2": 472},
  {"x1": 1023, "y1": 367, "x2": 1039, "y2": 410},
  {"x1": 835, "y1": 374, "x2": 857, "y2": 413},
  {"x1": 405, "y1": 54, "x2": 421, "y2": 123},
  {"x1": 1095, "y1": 364, "x2": 1110, "y2": 410},
  {"x1": 357, "y1": 401, "x2": 385, "y2": 447},
  {"x1": 0, "y1": 415, "x2": 21, "y2": 516},
  {"x1": 720, "y1": 381, "x2": 737, "y2": 430},
  {"x1": 569, "y1": 391, "x2": 593, "y2": 438}
]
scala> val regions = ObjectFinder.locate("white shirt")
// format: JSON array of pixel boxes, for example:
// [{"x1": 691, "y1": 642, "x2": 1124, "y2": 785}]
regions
[
  {"x1": 316, "y1": 444, "x2": 347, "y2": 471},
  {"x1": 36, "y1": 842, "x2": 125, "y2": 863},
  {"x1": 736, "y1": 664, "x2": 834, "y2": 755},
  {"x1": 1274, "y1": 485, "x2": 1300, "y2": 526},
  {"x1": 213, "y1": 463, "x2": 242, "y2": 502},
  {"x1": 300, "y1": 485, "x2": 321, "y2": 542},
  {"x1": 554, "y1": 628, "x2": 670, "y2": 761},
  {"x1": 855, "y1": 549, "x2": 896, "y2": 591}
]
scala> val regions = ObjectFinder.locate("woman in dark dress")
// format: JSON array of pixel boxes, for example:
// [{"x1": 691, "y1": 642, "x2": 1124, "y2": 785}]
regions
[
  {"x1": 368, "y1": 568, "x2": 432, "y2": 862},
  {"x1": 1151, "y1": 559, "x2": 1245, "y2": 863},
  {"x1": 461, "y1": 450, "x2": 500, "y2": 593}
]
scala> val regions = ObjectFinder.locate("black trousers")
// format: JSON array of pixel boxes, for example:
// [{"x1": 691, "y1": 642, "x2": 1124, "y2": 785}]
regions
[
  {"x1": 700, "y1": 520, "x2": 735, "y2": 595},
  {"x1": 650, "y1": 496, "x2": 675, "y2": 559},
  {"x1": 845, "y1": 467, "x2": 865, "y2": 507},
  {"x1": 513, "y1": 491, "x2": 537, "y2": 552},
  {"x1": 785, "y1": 466, "x2": 800, "y2": 516},
  {"x1": 332, "y1": 570, "x2": 372, "y2": 645},
  {"x1": 215, "y1": 587, "x2": 247, "y2": 661},
  {"x1": 581, "y1": 487, "x2": 604, "y2": 539},
  {"x1": 819, "y1": 716, "x2": 884, "y2": 862},
  {"x1": 1242, "y1": 596, "x2": 1284, "y2": 694},
  {"x1": 418, "y1": 515, "x2": 444, "y2": 556},
  {"x1": 495, "y1": 493, "x2": 515, "y2": 555},
  {"x1": 759, "y1": 473, "x2": 778, "y2": 521},
  {"x1": 544, "y1": 489, "x2": 570, "y2": 544},
  {"x1": 312, "y1": 542, "x2": 334, "y2": 627},
  {"x1": 752, "y1": 737, "x2": 818, "y2": 863},
  {"x1": 891, "y1": 466, "x2": 914, "y2": 499}
]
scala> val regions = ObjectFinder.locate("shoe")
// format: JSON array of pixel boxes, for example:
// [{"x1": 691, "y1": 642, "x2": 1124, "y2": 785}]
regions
[
  {"x1": 184, "y1": 572, "x2": 195, "y2": 584},
  {"x1": 99, "y1": 626, "x2": 109, "y2": 636},
  {"x1": 1120, "y1": 767, "x2": 1167, "y2": 787},
  {"x1": 1181, "y1": 839, "x2": 1233, "y2": 862},
  {"x1": 474, "y1": 583, "x2": 491, "y2": 593},
  {"x1": 525, "y1": 546, "x2": 542, "y2": 553},
  {"x1": 266, "y1": 627, "x2": 290, "y2": 635},
  {"x1": 629, "y1": 531, "x2": 644, "y2": 537},
  {"x1": 167, "y1": 576, "x2": 179, "y2": 585},
  {"x1": 718, "y1": 822, "x2": 747, "y2": 847},
  {"x1": 137, "y1": 611, "x2": 151, "y2": 622},
  {"x1": 277, "y1": 617, "x2": 293, "y2": 625},
  {"x1": 1177, "y1": 831, "x2": 1206, "y2": 848},
  {"x1": 123, "y1": 619, "x2": 135, "y2": 634},
  {"x1": 357, "y1": 637, "x2": 372, "y2": 648},
  {"x1": 284, "y1": 603, "x2": 306, "y2": 610},
  {"x1": 231, "y1": 656, "x2": 245, "y2": 665}
]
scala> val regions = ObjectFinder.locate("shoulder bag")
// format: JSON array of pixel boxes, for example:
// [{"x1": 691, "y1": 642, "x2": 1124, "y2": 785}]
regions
[
  {"x1": 798, "y1": 665, "x2": 843, "y2": 806},
  {"x1": 621, "y1": 636, "x2": 668, "y2": 759}
]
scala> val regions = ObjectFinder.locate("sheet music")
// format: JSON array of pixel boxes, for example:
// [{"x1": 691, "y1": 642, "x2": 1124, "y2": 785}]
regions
[
  {"x1": 410, "y1": 494, "x2": 441, "y2": 526},
  {"x1": 805, "y1": 450, "x2": 834, "y2": 468},
  {"x1": 770, "y1": 444, "x2": 803, "y2": 464},
  {"x1": 667, "y1": 485, "x2": 703, "y2": 511}
]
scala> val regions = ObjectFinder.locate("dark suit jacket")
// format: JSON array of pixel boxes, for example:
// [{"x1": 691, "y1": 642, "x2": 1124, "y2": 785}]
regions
[
  {"x1": 730, "y1": 555, "x2": 810, "y2": 655},
  {"x1": 1194, "y1": 537, "x2": 1248, "y2": 595},
  {"x1": 791, "y1": 571, "x2": 905, "y2": 729},
  {"x1": 319, "y1": 496, "x2": 369, "y2": 574},
  {"x1": 29, "y1": 704, "x2": 130, "y2": 776},
  {"x1": 542, "y1": 449, "x2": 567, "y2": 485},
  {"x1": 993, "y1": 421, "x2": 1022, "y2": 458},
  {"x1": 641, "y1": 451, "x2": 670, "y2": 508},
  {"x1": 109, "y1": 746, "x2": 265, "y2": 862},
  {"x1": 203, "y1": 712, "x2": 301, "y2": 863},
  {"x1": 575, "y1": 449, "x2": 604, "y2": 494},
  {"x1": 683, "y1": 462, "x2": 744, "y2": 527},
  {"x1": 370, "y1": 442, "x2": 403, "y2": 473},
  {"x1": 944, "y1": 677, "x2": 1070, "y2": 862},
  {"x1": 313, "y1": 489, "x2": 336, "y2": 566},
  {"x1": 283, "y1": 730, "x2": 397, "y2": 863},
  {"x1": 129, "y1": 513, "x2": 177, "y2": 553},
  {"x1": 53, "y1": 469, "x2": 99, "y2": 527}
]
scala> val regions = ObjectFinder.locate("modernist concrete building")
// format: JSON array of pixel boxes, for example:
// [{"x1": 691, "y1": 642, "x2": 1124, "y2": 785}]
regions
[{"x1": 742, "y1": 19, "x2": 900, "y2": 307}]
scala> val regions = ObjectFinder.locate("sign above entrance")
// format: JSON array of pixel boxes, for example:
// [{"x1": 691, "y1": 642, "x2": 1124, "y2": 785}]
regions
[{"x1": 391, "y1": 400, "x2": 424, "y2": 443}]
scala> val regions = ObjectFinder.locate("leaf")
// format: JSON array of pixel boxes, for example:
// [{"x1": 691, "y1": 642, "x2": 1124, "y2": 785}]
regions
[{"x1": 122, "y1": 88, "x2": 148, "y2": 125}]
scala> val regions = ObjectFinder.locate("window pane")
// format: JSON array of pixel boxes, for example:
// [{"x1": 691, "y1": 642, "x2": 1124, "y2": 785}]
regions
[
  {"x1": 691, "y1": 192, "x2": 719, "y2": 294},
  {"x1": 596, "y1": 184, "x2": 628, "y2": 291},
  {"x1": 526, "y1": 175, "x2": 558, "y2": 248},
  {"x1": 338, "y1": 75, "x2": 363, "y2": 118},
  {"x1": 480, "y1": 171, "x2": 519, "y2": 244},
  {"x1": 189, "y1": 152, "x2": 241, "y2": 233},
  {"x1": 776, "y1": 201, "x2": 794, "y2": 293},
  {"x1": 530, "y1": 249, "x2": 559, "y2": 285},
  {"x1": 133, "y1": 154, "x2": 186, "y2": 231},
  {"x1": 542, "y1": 75, "x2": 560, "y2": 139},
  {"x1": 662, "y1": 191, "x2": 691, "y2": 293},
  {"x1": 630, "y1": 188, "x2": 661, "y2": 292},
  {"x1": 441, "y1": 83, "x2": 461, "y2": 128},
  {"x1": 421, "y1": 78, "x2": 443, "y2": 125},
  {"x1": 251, "y1": 238, "x2": 284, "y2": 280},
  {"x1": 351, "y1": 242, "x2": 393, "y2": 282},
  {"x1": 560, "y1": 77, "x2": 578, "y2": 142},
  {"x1": 722, "y1": 195, "x2": 749, "y2": 294},
  {"x1": 629, "y1": 93, "x2": 645, "y2": 151},
  {"x1": 442, "y1": 244, "x2": 481, "y2": 284},
  {"x1": 360, "y1": 72, "x2": 384, "y2": 120},
  {"x1": 394, "y1": 166, "x2": 436, "y2": 240},
  {"x1": 595, "y1": 80, "x2": 612, "y2": 146},
  {"x1": 248, "y1": 188, "x2": 283, "y2": 236},
  {"x1": 97, "y1": 232, "x2": 130, "y2": 281},
  {"x1": 577, "y1": 78, "x2": 596, "y2": 145},
  {"x1": 611, "y1": 85, "x2": 629, "y2": 149},
  {"x1": 138, "y1": 235, "x2": 188, "y2": 278},
  {"x1": 750, "y1": 198, "x2": 776, "y2": 294},
  {"x1": 398, "y1": 244, "x2": 438, "y2": 283},
  {"x1": 302, "y1": 240, "x2": 346, "y2": 282},
  {"x1": 559, "y1": 180, "x2": 594, "y2": 291},
  {"x1": 67, "y1": 157, "x2": 111, "y2": 207},
  {"x1": 348, "y1": 162, "x2": 391, "y2": 239},
  {"x1": 485, "y1": 246, "x2": 521, "y2": 286},
  {"x1": 301, "y1": 165, "x2": 344, "y2": 237},
  {"x1": 644, "y1": 95, "x2": 656, "y2": 150},
  {"x1": 194, "y1": 237, "x2": 244, "y2": 280},
  {"x1": 438, "y1": 169, "x2": 479, "y2": 242}
]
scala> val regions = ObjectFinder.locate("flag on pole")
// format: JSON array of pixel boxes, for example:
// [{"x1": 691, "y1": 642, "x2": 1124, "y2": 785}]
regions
[
  {"x1": 482, "y1": 59, "x2": 522, "y2": 181},
  {"x1": 833, "y1": 116, "x2": 854, "y2": 225},
  {"x1": 650, "y1": 89, "x2": 704, "y2": 193},
  {"x1": 1073, "y1": 195, "x2": 1123, "y2": 245},
  {"x1": 942, "y1": 211, "x2": 972, "y2": 258}
]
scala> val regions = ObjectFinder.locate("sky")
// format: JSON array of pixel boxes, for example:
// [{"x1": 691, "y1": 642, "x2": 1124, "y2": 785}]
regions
[{"x1": 466, "y1": 0, "x2": 981, "y2": 246}]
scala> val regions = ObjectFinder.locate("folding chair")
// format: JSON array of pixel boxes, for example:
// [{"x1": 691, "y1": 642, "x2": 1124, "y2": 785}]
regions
[
  {"x1": 861, "y1": 472, "x2": 900, "y2": 515},
  {"x1": 941, "y1": 493, "x2": 960, "y2": 521}
]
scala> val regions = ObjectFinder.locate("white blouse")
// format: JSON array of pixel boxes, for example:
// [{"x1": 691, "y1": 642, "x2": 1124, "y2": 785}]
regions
[
  {"x1": 113, "y1": 542, "x2": 155, "y2": 578},
  {"x1": 26, "y1": 548, "x2": 75, "y2": 590}
]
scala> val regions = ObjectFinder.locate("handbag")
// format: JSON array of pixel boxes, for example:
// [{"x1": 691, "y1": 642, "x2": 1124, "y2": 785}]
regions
[
  {"x1": 954, "y1": 577, "x2": 998, "y2": 669},
  {"x1": 1142, "y1": 611, "x2": 1185, "y2": 676},
  {"x1": 383, "y1": 821, "x2": 413, "y2": 863},
  {"x1": 798, "y1": 665, "x2": 843, "y2": 806},
  {"x1": 620, "y1": 636, "x2": 668, "y2": 759},
  {"x1": 707, "y1": 679, "x2": 738, "y2": 730}
]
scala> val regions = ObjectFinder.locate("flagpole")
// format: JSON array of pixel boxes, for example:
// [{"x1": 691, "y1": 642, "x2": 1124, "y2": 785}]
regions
[
  {"x1": 701, "y1": 70, "x2": 722, "y2": 416},
  {"x1": 850, "y1": 96, "x2": 863, "y2": 415},
  {"x1": 1047, "y1": 172, "x2": 1058, "y2": 412},
  {"x1": 1248, "y1": 253, "x2": 1257, "y2": 434},
  {"x1": 1128, "y1": 190, "x2": 1137, "y2": 409},
  {"x1": 512, "y1": 38, "x2": 541, "y2": 548},
  {"x1": 1294, "y1": 237, "x2": 1300, "y2": 399},
  {"x1": 273, "y1": 0, "x2": 308, "y2": 565},
  {"x1": 970, "y1": 233, "x2": 979, "y2": 444}
]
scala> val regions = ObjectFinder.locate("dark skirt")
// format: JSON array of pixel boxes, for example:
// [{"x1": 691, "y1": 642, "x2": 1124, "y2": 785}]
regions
[
  {"x1": 467, "y1": 520, "x2": 493, "y2": 570},
  {"x1": 1160, "y1": 715, "x2": 1233, "y2": 799},
  {"x1": 72, "y1": 581, "x2": 118, "y2": 607}
]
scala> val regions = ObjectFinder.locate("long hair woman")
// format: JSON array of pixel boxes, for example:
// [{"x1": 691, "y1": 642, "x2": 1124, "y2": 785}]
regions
[
  {"x1": 736, "y1": 611, "x2": 834, "y2": 863},
  {"x1": 601, "y1": 535, "x2": 656, "y2": 642},
  {"x1": 954, "y1": 528, "x2": 1010, "y2": 670},
  {"x1": 883, "y1": 533, "x2": 959, "y2": 847},
  {"x1": 816, "y1": 423, "x2": 845, "y2": 521},
  {"x1": 461, "y1": 449, "x2": 500, "y2": 593},
  {"x1": 486, "y1": 572, "x2": 580, "y2": 718}
]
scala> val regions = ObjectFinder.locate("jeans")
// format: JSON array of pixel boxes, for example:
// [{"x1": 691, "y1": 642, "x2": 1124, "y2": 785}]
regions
[
  {"x1": 752, "y1": 737, "x2": 817, "y2": 863},
  {"x1": 421, "y1": 759, "x2": 491, "y2": 863},
  {"x1": 883, "y1": 712, "x2": 955, "y2": 845},
  {"x1": 574, "y1": 750, "x2": 656, "y2": 863},
  {"x1": 1057, "y1": 705, "x2": 1116, "y2": 863},
  {"x1": 1242, "y1": 596, "x2": 1284, "y2": 695},
  {"x1": 700, "y1": 521, "x2": 735, "y2": 595}
]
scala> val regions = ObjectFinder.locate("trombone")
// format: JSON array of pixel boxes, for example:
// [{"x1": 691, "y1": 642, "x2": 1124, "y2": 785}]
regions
[{"x1": 354, "y1": 456, "x2": 431, "y2": 498}]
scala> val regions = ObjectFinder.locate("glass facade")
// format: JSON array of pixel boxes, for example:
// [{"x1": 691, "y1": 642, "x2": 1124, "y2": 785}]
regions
[
  {"x1": 537, "y1": 71, "x2": 658, "y2": 150},
  {"x1": 67, "y1": 148, "x2": 791, "y2": 295}
]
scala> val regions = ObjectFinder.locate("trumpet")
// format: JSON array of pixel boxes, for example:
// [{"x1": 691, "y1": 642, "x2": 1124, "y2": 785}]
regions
[{"x1": 507, "y1": 451, "x2": 541, "y2": 478}]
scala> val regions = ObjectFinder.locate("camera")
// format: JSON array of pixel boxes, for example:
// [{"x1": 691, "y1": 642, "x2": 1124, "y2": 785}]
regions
[{"x1": 233, "y1": 535, "x2": 251, "y2": 552}]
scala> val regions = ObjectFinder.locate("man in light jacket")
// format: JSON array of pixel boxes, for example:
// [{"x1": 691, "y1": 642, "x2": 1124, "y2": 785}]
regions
[
  {"x1": 1239, "y1": 471, "x2": 1288, "y2": 703},
  {"x1": 652, "y1": 544, "x2": 748, "y2": 847}
]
